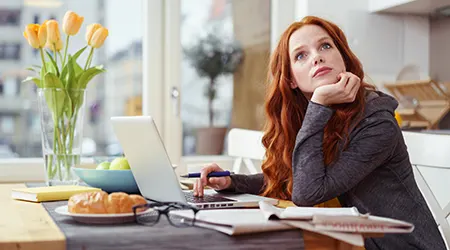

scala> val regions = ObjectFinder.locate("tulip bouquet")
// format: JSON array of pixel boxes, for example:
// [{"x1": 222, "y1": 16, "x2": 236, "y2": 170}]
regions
[{"x1": 22, "y1": 11, "x2": 108, "y2": 185}]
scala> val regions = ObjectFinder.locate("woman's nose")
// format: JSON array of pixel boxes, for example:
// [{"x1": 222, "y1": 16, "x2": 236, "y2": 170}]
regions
[{"x1": 313, "y1": 57, "x2": 324, "y2": 66}]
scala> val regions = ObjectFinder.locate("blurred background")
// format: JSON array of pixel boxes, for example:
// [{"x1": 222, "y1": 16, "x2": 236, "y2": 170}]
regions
[{"x1": 1, "y1": 0, "x2": 450, "y2": 165}]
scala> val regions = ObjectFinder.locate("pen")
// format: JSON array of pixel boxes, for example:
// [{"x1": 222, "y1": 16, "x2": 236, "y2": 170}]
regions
[{"x1": 179, "y1": 171, "x2": 233, "y2": 178}]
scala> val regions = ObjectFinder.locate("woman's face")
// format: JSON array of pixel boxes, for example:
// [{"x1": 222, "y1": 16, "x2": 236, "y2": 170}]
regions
[{"x1": 288, "y1": 24, "x2": 346, "y2": 97}]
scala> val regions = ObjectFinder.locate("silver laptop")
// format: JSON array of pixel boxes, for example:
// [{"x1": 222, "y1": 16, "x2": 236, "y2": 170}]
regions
[{"x1": 110, "y1": 116, "x2": 278, "y2": 209}]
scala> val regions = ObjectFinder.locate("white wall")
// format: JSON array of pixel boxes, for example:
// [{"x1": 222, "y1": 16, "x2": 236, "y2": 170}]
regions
[
  {"x1": 430, "y1": 17, "x2": 450, "y2": 83},
  {"x1": 368, "y1": 0, "x2": 412, "y2": 12},
  {"x1": 295, "y1": 0, "x2": 430, "y2": 92},
  {"x1": 271, "y1": 0, "x2": 296, "y2": 51}
]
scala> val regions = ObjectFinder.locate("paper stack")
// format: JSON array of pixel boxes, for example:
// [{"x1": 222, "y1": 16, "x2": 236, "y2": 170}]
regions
[{"x1": 172, "y1": 201, "x2": 414, "y2": 247}]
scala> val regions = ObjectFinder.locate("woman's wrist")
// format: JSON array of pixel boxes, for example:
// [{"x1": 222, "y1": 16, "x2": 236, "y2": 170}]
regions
[
  {"x1": 215, "y1": 176, "x2": 234, "y2": 192},
  {"x1": 219, "y1": 176, "x2": 232, "y2": 190},
  {"x1": 310, "y1": 94, "x2": 327, "y2": 106}
]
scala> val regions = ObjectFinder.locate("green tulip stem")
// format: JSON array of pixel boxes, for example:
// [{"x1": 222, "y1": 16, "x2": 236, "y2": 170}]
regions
[
  {"x1": 62, "y1": 36, "x2": 70, "y2": 67},
  {"x1": 39, "y1": 48, "x2": 47, "y2": 73},
  {"x1": 68, "y1": 109, "x2": 78, "y2": 155},
  {"x1": 58, "y1": 52, "x2": 63, "y2": 67},
  {"x1": 55, "y1": 123, "x2": 69, "y2": 180},
  {"x1": 87, "y1": 49, "x2": 94, "y2": 68},
  {"x1": 53, "y1": 45, "x2": 57, "y2": 68},
  {"x1": 60, "y1": 120, "x2": 71, "y2": 179},
  {"x1": 84, "y1": 47, "x2": 94, "y2": 70},
  {"x1": 49, "y1": 90, "x2": 58, "y2": 180},
  {"x1": 59, "y1": 120, "x2": 66, "y2": 148},
  {"x1": 47, "y1": 133, "x2": 55, "y2": 179}
]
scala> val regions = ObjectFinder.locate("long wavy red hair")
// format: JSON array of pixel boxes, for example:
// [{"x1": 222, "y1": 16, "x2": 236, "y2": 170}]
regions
[{"x1": 261, "y1": 16, "x2": 374, "y2": 200}]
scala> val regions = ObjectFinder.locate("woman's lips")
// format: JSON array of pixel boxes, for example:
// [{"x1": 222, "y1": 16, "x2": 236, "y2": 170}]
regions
[{"x1": 313, "y1": 67, "x2": 332, "y2": 78}]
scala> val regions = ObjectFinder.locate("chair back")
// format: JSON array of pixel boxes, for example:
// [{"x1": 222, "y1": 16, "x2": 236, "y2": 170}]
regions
[
  {"x1": 227, "y1": 128, "x2": 265, "y2": 174},
  {"x1": 403, "y1": 131, "x2": 450, "y2": 248}
]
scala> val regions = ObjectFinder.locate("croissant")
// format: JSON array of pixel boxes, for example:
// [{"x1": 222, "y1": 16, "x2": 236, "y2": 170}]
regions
[{"x1": 68, "y1": 191, "x2": 147, "y2": 214}]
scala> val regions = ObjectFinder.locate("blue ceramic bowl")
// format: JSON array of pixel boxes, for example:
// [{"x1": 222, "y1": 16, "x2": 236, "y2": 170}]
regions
[{"x1": 72, "y1": 167, "x2": 140, "y2": 194}]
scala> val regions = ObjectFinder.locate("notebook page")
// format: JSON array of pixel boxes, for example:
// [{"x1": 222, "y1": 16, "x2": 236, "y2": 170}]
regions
[
  {"x1": 171, "y1": 209, "x2": 294, "y2": 235},
  {"x1": 281, "y1": 206, "x2": 360, "y2": 219}
]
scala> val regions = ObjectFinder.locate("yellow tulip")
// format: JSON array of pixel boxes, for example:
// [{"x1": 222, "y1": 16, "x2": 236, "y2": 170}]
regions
[
  {"x1": 23, "y1": 23, "x2": 47, "y2": 48},
  {"x1": 38, "y1": 21, "x2": 48, "y2": 46},
  {"x1": 85, "y1": 23, "x2": 102, "y2": 45},
  {"x1": 89, "y1": 27, "x2": 108, "y2": 48},
  {"x1": 63, "y1": 11, "x2": 84, "y2": 36},
  {"x1": 46, "y1": 20, "x2": 61, "y2": 45},
  {"x1": 46, "y1": 39, "x2": 63, "y2": 52}
]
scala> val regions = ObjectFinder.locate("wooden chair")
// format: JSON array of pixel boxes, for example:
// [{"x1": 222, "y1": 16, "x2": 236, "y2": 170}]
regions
[
  {"x1": 227, "y1": 128, "x2": 265, "y2": 174},
  {"x1": 402, "y1": 131, "x2": 450, "y2": 249},
  {"x1": 384, "y1": 80, "x2": 450, "y2": 129}
]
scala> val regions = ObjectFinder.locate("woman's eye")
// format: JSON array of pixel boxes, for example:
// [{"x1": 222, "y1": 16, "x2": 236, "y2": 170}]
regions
[
  {"x1": 296, "y1": 52, "x2": 306, "y2": 61},
  {"x1": 321, "y1": 43, "x2": 331, "y2": 50}
]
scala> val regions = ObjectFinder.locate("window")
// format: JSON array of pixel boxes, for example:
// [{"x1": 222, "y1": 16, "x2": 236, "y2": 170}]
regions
[
  {"x1": 33, "y1": 14, "x2": 39, "y2": 24},
  {"x1": 0, "y1": 10, "x2": 21, "y2": 26},
  {"x1": 179, "y1": 0, "x2": 271, "y2": 156},
  {"x1": 2, "y1": 43, "x2": 21, "y2": 60},
  {"x1": 0, "y1": 43, "x2": 21, "y2": 60},
  {"x1": 0, "y1": 0, "x2": 143, "y2": 158}
]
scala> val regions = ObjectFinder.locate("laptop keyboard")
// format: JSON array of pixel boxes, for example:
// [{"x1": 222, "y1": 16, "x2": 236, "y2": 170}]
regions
[{"x1": 184, "y1": 192, "x2": 235, "y2": 203}]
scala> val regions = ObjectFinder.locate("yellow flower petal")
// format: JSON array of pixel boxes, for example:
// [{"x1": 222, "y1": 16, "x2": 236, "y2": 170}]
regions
[
  {"x1": 46, "y1": 20, "x2": 61, "y2": 45},
  {"x1": 46, "y1": 39, "x2": 63, "y2": 52},
  {"x1": 37, "y1": 22, "x2": 47, "y2": 47},
  {"x1": 63, "y1": 11, "x2": 84, "y2": 36},
  {"x1": 90, "y1": 27, "x2": 108, "y2": 48},
  {"x1": 24, "y1": 24, "x2": 40, "y2": 48},
  {"x1": 85, "y1": 23, "x2": 102, "y2": 45}
]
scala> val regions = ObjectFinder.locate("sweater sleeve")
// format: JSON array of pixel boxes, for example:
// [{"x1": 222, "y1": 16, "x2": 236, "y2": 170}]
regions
[
  {"x1": 216, "y1": 173, "x2": 264, "y2": 195},
  {"x1": 291, "y1": 101, "x2": 398, "y2": 206}
]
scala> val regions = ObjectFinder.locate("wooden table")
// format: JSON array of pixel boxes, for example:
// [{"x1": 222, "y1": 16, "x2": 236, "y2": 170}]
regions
[{"x1": 0, "y1": 184, "x2": 364, "y2": 250}]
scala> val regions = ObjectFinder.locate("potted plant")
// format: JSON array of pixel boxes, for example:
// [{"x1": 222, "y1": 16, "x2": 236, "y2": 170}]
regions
[{"x1": 184, "y1": 32, "x2": 243, "y2": 155}]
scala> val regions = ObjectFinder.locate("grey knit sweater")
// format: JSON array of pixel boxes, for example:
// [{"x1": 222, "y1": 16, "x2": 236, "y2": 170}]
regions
[{"x1": 220, "y1": 91, "x2": 446, "y2": 250}]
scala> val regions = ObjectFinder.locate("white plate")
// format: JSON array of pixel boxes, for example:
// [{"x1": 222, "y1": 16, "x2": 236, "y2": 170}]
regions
[{"x1": 55, "y1": 205, "x2": 140, "y2": 224}]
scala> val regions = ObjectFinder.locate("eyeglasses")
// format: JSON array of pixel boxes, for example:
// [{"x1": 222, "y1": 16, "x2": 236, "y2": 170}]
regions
[{"x1": 133, "y1": 201, "x2": 200, "y2": 227}]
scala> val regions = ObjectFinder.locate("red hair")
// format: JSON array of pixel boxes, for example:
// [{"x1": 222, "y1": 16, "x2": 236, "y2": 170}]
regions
[{"x1": 261, "y1": 16, "x2": 374, "y2": 200}]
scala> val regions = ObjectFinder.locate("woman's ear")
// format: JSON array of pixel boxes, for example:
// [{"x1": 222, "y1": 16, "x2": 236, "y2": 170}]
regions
[{"x1": 289, "y1": 81, "x2": 297, "y2": 89}]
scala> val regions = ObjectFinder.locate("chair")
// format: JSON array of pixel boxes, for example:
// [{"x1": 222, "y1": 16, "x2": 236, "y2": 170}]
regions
[
  {"x1": 227, "y1": 128, "x2": 265, "y2": 174},
  {"x1": 384, "y1": 80, "x2": 450, "y2": 129},
  {"x1": 402, "y1": 131, "x2": 450, "y2": 249}
]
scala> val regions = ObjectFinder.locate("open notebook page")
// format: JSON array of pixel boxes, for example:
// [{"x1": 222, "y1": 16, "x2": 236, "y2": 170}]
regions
[{"x1": 282, "y1": 206, "x2": 360, "y2": 219}]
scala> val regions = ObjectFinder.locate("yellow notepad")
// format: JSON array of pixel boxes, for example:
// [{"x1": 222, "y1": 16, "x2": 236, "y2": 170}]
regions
[{"x1": 11, "y1": 185, "x2": 101, "y2": 202}]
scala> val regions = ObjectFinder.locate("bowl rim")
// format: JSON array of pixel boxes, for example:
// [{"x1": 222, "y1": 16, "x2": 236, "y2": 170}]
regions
[{"x1": 72, "y1": 167, "x2": 132, "y2": 172}]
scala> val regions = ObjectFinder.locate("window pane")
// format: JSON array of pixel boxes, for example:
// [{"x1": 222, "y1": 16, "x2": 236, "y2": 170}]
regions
[
  {"x1": 181, "y1": 0, "x2": 271, "y2": 156},
  {"x1": 0, "y1": 0, "x2": 143, "y2": 158}
]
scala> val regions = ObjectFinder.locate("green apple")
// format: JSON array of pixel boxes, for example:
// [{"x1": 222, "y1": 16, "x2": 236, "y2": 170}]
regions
[
  {"x1": 109, "y1": 157, "x2": 130, "y2": 170},
  {"x1": 96, "y1": 161, "x2": 111, "y2": 170}
]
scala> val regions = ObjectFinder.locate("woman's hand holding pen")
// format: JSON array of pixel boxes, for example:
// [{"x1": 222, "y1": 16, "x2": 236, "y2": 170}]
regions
[{"x1": 193, "y1": 163, "x2": 232, "y2": 197}]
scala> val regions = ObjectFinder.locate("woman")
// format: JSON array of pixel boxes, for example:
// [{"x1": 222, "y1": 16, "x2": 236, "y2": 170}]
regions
[{"x1": 193, "y1": 16, "x2": 445, "y2": 249}]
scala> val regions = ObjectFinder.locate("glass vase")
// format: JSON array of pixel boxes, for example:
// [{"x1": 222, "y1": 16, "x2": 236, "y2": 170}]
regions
[{"x1": 37, "y1": 88, "x2": 87, "y2": 186}]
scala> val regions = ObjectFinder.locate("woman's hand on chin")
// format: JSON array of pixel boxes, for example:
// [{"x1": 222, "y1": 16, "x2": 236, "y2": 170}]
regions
[{"x1": 310, "y1": 72, "x2": 361, "y2": 106}]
